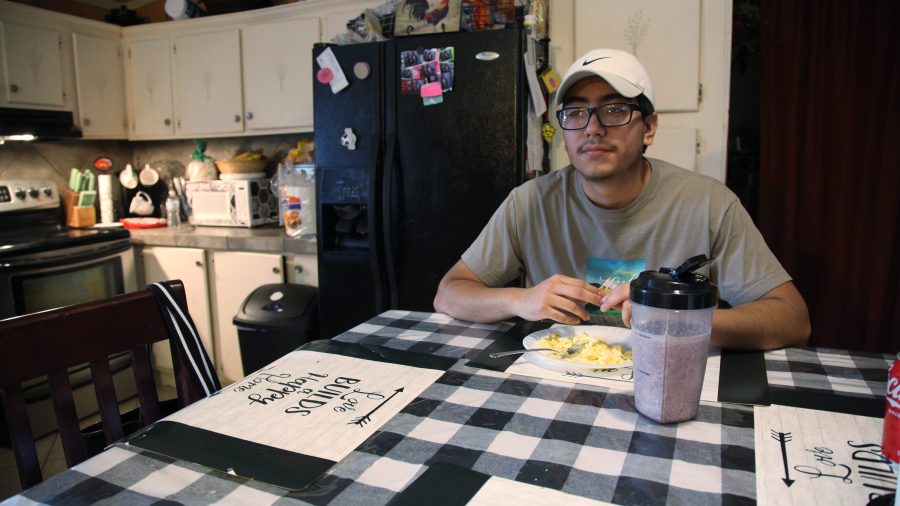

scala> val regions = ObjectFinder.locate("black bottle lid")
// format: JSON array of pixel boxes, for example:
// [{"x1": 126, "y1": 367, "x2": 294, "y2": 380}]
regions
[{"x1": 630, "y1": 255, "x2": 718, "y2": 310}]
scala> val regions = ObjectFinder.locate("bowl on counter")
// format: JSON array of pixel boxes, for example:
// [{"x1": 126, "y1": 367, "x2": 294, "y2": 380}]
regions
[{"x1": 215, "y1": 159, "x2": 268, "y2": 175}]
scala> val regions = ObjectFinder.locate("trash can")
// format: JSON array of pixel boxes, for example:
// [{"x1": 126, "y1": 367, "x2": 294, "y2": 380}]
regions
[{"x1": 233, "y1": 283, "x2": 319, "y2": 375}]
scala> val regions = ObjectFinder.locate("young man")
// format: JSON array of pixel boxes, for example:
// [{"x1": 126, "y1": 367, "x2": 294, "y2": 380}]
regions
[{"x1": 433, "y1": 48, "x2": 810, "y2": 350}]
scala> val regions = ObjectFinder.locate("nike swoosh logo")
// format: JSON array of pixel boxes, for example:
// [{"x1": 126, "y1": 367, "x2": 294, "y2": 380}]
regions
[{"x1": 583, "y1": 57, "x2": 610, "y2": 65}]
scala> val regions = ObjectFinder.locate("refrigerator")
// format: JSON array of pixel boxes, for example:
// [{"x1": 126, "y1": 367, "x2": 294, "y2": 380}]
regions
[{"x1": 313, "y1": 27, "x2": 527, "y2": 339}]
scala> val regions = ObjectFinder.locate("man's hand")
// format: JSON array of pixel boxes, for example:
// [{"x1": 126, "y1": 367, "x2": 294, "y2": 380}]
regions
[
  {"x1": 515, "y1": 274, "x2": 604, "y2": 324},
  {"x1": 599, "y1": 282, "x2": 633, "y2": 326}
]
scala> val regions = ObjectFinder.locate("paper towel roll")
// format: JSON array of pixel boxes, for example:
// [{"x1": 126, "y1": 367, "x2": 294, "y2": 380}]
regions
[{"x1": 98, "y1": 174, "x2": 114, "y2": 224}]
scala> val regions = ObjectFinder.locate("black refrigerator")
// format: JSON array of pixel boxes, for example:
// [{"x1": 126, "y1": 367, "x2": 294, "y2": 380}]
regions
[{"x1": 313, "y1": 27, "x2": 527, "y2": 339}]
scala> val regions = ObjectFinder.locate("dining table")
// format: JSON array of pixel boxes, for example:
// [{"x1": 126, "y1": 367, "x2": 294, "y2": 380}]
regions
[{"x1": 3, "y1": 310, "x2": 896, "y2": 506}]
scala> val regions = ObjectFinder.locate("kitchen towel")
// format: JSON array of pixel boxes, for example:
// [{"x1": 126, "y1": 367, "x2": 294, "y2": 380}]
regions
[{"x1": 146, "y1": 281, "x2": 221, "y2": 396}]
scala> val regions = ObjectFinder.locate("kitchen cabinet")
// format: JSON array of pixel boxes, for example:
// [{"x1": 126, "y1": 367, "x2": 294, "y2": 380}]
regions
[
  {"x1": 0, "y1": 20, "x2": 66, "y2": 108},
  {"x1": 210, "y1": 251, "x2": 284, "y2": 382},
  {"x1": 242, "y1": 17, "x2": 319, "y2": 131},
  {"x1": 286, "y1": 253, "x2": 319, "y2": 287},
  {"x1": 173, "y1": 29, "x2": 243, "y2": 136},
  {"x1": 139, "y1": 246, "x2": 214, "y2": 386},
  {"x1": 72, "y1": 32, "x2": 127, "y2": 137},
  {"x1": 127, "y1": 37, "x2": 175, "y2": 138},
  {"x1": 118, "y1": 0, "x2": 389, "y2": 139}
]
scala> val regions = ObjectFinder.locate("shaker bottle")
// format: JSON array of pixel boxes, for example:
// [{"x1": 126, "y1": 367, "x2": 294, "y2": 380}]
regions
[{"x1": 630, "y1": 255, "x2": 717, "y2": 423}]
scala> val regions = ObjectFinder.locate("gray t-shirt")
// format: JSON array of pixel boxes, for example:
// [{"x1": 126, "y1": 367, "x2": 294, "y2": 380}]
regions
[{"x1": 461, "y1": 158, "x2": 791, "y2": 307}]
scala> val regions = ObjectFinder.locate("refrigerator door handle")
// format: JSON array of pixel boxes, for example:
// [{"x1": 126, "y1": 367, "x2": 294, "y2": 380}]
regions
[
  {"x1": 382, "y1": 131, "x2": 400, "y2": 309},
  {"x1": 369, "y1": 133, "x2": 388, "y2": 313}
]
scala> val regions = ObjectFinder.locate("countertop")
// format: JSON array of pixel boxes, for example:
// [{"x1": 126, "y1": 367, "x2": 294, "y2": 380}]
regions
[{"x1": 127, "y1": 224, "x2": 317, "y2": 255}]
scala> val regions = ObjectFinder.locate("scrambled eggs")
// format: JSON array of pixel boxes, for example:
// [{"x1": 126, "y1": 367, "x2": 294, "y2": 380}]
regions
[{"x1": 535, "y1": 332, "x2": 632, "y2": 366}]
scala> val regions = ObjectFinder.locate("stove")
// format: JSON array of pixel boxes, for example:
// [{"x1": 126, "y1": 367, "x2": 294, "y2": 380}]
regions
[
  {"x1": 0, "y1": 179, "x2": 130, "y2": 265},
  {"x1": 0, "y1": 178, "x2": 139, "y2": 441}
]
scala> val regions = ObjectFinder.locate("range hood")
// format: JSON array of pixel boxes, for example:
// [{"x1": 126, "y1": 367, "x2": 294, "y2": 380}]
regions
[{"x1": 0, "y1": 107, "x2": 82, "y2": 141}]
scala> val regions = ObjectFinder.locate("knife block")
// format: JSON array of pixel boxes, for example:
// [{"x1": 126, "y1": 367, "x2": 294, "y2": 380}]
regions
[{"x1": 64, "y1": 189, "x2": 96, "y2": 228}]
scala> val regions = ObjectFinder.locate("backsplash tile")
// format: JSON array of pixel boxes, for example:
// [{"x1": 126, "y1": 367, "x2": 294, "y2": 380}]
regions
[{"x1": 0, "y1": 133, "x2": 313, "y2": 189}]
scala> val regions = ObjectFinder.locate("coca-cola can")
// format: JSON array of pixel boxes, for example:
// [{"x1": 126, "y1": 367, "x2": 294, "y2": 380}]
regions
[{"x1": 883, "y1": 353, "x2": 900, "y2": 464}]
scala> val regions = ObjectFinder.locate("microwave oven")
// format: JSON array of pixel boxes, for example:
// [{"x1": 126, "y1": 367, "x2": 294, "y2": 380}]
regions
[{"x1": 185, "y1": 178, "x2": 278, "y2": 227}]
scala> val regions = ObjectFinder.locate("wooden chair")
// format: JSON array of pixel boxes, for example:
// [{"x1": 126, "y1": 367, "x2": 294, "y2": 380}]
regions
[{"x1": 0, "y1": 279, "x2": 208, "y2": 489}]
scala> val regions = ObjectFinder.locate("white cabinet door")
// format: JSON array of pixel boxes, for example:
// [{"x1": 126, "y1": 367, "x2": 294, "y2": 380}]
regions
[
  {"x1": 286, "y1": 254, "x2": 319, "y2": 287},
  {"x1": 140, "y1": 247, "x2": 214, "y2": 383},
  {"x1": 128, "y1": 37, "x2": 175, "y2": 138},
  {"x1": 241, "y1": 17, "x2": 319, "y2": 131},
  {"x1": 72, "y1": 32, "x2": 126, "y2": 137},
  {"x1": 211, "y1": 251, "x2": 284, "y2": 382},
  {"x1": 173, "y1": 29, "x2": 243, "y2": 136},
  {"x1": 0, "y1": 21, "x2": 65, "y2": 107},
  {"x1": 574, "y1": 0, "x2": 701, "y2": 113}
]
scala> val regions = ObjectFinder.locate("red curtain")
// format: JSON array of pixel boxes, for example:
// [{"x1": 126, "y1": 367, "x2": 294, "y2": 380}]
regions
[{"x1": 759, "y1": 0, "x2": 900, "y2": 352}]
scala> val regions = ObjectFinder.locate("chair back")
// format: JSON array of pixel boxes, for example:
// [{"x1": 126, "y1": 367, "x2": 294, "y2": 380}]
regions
[{"x1": 0, "y1": 280, "x2": 208, "y2": 489}]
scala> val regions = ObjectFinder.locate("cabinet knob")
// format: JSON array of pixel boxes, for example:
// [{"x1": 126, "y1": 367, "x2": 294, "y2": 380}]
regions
[
  {"x1": 9, "y1": 83, "x2": 19, "y2": 93},
  {"x1": 293, "y1": 265, "x2": 303, "y2": 274},
  {"x1": 83, "y1": 118, "x2": 91, "y2": 126},
  {"x1": 234, "y1": 115, "x2": 241, "y2": 123},
  {"x1": 195, "y1": 260, "x2": 203, "y2": 267},
  {"x1": 245, "y1": 112, "x2": 254, "y2": 120},
  {"x1": 164, "y1": 118, "x2": 171, "y2": 126},
  {"x1": 272, "y1": 267, "x2": 281, "y2": 274}
]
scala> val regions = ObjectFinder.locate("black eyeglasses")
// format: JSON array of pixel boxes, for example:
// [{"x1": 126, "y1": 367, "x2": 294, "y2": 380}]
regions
[{"x1": 556, "y1": 103, "x2": 641, "y2": 130}]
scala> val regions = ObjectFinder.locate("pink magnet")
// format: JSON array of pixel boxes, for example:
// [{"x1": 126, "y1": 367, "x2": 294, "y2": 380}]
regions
[
  {"x1": 317, "y1": 67, "x2": 334, "y2": 84},
  {"x1": 420, "y1": 82, "x2": 442, "y2": 98}
]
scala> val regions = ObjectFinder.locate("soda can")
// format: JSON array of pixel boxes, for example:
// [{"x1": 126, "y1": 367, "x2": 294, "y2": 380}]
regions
[{"x1": 883, "y1": 353, "x2": 900, "y2": 464}]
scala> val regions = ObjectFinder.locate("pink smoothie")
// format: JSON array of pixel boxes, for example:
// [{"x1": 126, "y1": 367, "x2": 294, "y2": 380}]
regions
[{"x1": 633, "y1": 332, "x2": 709, "y2": 423}]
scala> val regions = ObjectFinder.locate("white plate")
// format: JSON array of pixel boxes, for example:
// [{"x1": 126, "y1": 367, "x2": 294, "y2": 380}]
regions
[{"x1": 522, "y1": 325, "x2": 633, "y2": 373}]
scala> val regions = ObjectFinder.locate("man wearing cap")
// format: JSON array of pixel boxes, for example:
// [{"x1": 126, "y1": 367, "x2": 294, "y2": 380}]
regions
[{"x1": 433, "y1": 48, "x2": 810, "y2": 350}]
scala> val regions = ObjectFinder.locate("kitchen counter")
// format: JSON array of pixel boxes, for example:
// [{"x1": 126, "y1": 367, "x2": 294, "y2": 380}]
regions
[{"x1": 127, "y1": 224, "x2": 317, "y2": 255}]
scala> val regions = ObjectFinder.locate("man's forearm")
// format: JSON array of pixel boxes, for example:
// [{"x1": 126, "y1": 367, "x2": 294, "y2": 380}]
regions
[
  {"x1": 433, "y1": 278, "x2": 522, "y2": 323},
  {"x1": 710, "y1": 287, "x2": 811, "y2": 350}
]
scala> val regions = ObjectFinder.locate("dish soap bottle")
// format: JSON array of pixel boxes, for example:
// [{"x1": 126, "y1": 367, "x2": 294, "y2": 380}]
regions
[{"x1": 165, "y1": 189, "x2": 181, "y2": 228}]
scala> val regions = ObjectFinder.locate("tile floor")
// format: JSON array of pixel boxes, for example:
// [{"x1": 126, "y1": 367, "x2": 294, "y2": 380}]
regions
[{"x1": 0, "y1": 386, "x2": 176, "y2": 501}]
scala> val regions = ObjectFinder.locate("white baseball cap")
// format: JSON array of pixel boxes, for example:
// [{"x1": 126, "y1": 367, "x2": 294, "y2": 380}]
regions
[{"x1": 555, "y1": 48, "x2": 654, "y2": 108}]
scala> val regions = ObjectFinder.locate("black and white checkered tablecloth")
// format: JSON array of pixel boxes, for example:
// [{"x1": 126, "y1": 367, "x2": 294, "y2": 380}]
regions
[
  {"x1": 764, "y1": 346, "x2": 893, "y2": 399},
  {"x1": 6, "y1": 311, "x2": 893, "y2": 506}
]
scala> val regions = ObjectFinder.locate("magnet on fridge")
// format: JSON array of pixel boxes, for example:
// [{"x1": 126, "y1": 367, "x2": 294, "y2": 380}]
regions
[
  {"x1": 353, "y1": 62, "x2": 371, "y2": 80},
  {"x1": 315, "y1": 47, "x2": 349, "y2": 93},
  {"x1": 540, "y1": 67, "x2": 562, "y2": 94},
  {"x1": 420, "y1": 82, "x2": 443, "y2": 106},
  {"x1": 317, "y1": 67, "x2": 334, "y2": 84},
  {"x1": 340, "y1": 128, "x2": 357, "y2": 150}
]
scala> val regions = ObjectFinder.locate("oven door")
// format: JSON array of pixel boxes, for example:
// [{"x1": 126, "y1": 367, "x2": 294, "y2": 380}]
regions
[{"x1": 0, "y1": 239, "x2": 137, "y2": 319}]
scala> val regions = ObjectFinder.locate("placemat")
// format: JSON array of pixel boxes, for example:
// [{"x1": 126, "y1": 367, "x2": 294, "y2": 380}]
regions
[
  {"x1": 755, "y1": 404, "x2": 896, "y2": 504},
  {"x1": 128, "y1": 341, "x2": 454, "y2": 491}
]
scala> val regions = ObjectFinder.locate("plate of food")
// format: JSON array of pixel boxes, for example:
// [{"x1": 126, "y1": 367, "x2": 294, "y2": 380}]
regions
[{"x1": 522, "y1": 325, "x2": 633, "y2": 372}]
